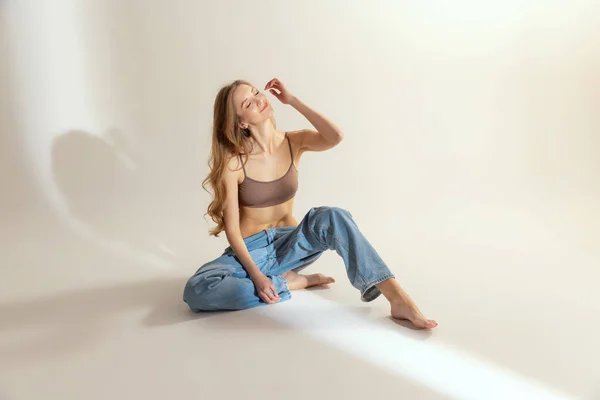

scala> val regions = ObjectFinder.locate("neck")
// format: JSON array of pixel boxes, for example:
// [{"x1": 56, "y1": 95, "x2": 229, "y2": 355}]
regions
[{"x1": 248, "y1": 119, "x2": 281, "y2": 155}]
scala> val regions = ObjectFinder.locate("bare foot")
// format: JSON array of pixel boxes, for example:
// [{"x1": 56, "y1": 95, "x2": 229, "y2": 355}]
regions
[
  {"x1": 390, "y1": 300, "x2": 438, "y2": 330},
  {"x1": 376, "y1": 278, "x2": 437, "y2": 330},
  {"x1": 283, "y1": 271, "x2": 336, "y2": 291}
]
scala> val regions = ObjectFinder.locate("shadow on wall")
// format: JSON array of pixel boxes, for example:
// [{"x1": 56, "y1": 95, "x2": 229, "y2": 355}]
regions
[{"x1": 51, "y1": 129, "x2": 210, "y2": 268}]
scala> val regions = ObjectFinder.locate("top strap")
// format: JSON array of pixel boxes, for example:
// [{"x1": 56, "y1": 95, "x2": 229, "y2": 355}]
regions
[
  {"x1": 239, "y1": 133, "x2": 291, "y2": 179},
  {"x1": 285, "y1": 132, "x2": 293, "y2": 158},
  {"x1": 238, "y1": 154, "x2": 246, "y2": 177}
]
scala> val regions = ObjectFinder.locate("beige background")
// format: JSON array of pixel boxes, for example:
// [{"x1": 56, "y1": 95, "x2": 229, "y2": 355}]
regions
[{"x1": 1, "y1": 1, "x2": 599, "y2": 399}]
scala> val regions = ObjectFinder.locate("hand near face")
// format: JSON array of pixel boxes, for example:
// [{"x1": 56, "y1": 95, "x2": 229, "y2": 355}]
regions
[{"x1": 264, "y1": 78, "x2": 296, "y2": 105}]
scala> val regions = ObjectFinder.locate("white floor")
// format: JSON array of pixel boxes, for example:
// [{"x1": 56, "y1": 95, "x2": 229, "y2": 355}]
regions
[
  {"x1": 3, "y1": 1, "x2": 600, "y2": 399},
  {"x1": 2, "y1": 199, "x2": 599, "y2": 400}
]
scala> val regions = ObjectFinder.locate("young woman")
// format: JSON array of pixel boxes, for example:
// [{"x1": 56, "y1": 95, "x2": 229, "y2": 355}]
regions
[{"x1": 183, "y1": 78, "x2": 437, "y2": 329}]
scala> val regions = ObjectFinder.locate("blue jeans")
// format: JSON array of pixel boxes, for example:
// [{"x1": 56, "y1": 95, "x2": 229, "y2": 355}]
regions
[{"x1": 183, "y1": 206, "x2": 395, "y2": 311}]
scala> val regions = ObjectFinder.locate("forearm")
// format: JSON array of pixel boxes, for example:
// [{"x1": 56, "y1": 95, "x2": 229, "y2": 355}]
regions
[{"x1": 289, "y1": 97, "x2": 343, "y2": 143}]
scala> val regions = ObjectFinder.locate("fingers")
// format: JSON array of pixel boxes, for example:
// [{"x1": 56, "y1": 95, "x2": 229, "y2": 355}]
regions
[
  {"x1": 260, "y1": 285, "x2": 280, "y2": 304},
  {"x1": 259, "y1": 292, "x2": 273, "y2": 304},
  {"x1": 267, "y1": 285, "x2": 281, "y2": 302},
  {"x1": 253, "y1": 275, "x2": 282, "y2": 304},
  {"x1": 269, "y1": 88, "x2": 282, "y2": 99},
  {"x1": 261, "y1": 291, "x2": 277, "y2": 304},
  {"x1": 264, "y1": 78, "x2": 282, "y2": 91},
  {"x1": 264, "y1": 78, "x2": 276, "y2": 89},
  {"x1": 258, "y1": 290, "x2": 269, "y2": 304},
  {"x1": 265, "y1": 79, "x2": 287, "y2": 103},
  {"x1": 270, "y1": 284, "x2": 281, "y2": 301}
]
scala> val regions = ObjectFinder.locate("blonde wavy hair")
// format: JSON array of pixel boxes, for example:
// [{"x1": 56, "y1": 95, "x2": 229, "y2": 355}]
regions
[{"x1": 202, "y1": 79, "x2": 276, "y2": 237}]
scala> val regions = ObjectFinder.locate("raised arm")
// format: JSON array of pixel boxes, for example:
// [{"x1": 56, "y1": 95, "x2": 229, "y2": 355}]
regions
[
  {"x1": 222, "y1": 155, "x2": 281, "y2": 304},
  {"x1": 265, "y1": 78, "x2": 344, "y2": 153}
]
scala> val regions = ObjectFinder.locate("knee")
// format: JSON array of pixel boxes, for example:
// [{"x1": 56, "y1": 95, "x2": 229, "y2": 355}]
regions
[
  {"x1": 310, "y1": 206, "x2": 353, "y2": 223},
  {"x1": 183, "y1": 264, "x2": 233, "y2": 311},
  {"x1": 183, "y1": 275, "x2": 208, "y2": 311}
]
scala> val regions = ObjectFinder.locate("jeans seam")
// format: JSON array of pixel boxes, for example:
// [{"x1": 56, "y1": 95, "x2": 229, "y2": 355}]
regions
[
  {"x1": 313, "y1": 226, "x2": 368, "y2": 285},
  {"x1": 284, "y1": 232, "x2": 307, "y2": 251},
  {"x1": 268, "y1": 232, "x2": 306, "y2": 275},
  {"x1": 234, "y1": 255, "x2": 268, "y2": 265}
]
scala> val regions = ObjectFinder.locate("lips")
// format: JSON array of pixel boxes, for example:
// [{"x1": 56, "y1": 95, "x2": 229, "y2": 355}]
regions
[{"x1": 261, "y1": 102, "x2": 268, "y2": 112}]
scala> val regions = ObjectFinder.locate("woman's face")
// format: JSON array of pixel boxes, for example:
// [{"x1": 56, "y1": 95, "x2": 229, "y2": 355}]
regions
[{"x1": 232, "y1": 84, "x2": 272, "y2": 129}]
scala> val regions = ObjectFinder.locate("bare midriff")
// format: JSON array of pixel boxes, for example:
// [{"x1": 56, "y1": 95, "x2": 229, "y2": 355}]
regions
[{"x1": 239, "y1": 197, "x2": 299, "y2": 238}]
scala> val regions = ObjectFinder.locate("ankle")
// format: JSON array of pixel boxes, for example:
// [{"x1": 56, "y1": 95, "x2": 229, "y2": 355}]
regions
[{"x1": 376, "y1": 278, "x2": 412, "y2": 305}]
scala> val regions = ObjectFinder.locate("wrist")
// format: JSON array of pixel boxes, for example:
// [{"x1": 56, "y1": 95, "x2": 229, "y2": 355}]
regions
[
  {"x1": 288, "y1": 96, "x2": 301, "y2": 108},
  {"x1": 248, "y1": 270, "x2": 264, "y2": 280}
]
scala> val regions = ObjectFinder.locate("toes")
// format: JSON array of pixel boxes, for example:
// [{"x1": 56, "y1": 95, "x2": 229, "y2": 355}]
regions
[
  {"x1": 314, "y1": 274, "x2": 335, "y2": 285},
  {"x1": 425, "y1": 320, "x2": 438, "y2": 329},
  {"x1": 410, "y1": 317, "x2": 438, "y2": 329}
]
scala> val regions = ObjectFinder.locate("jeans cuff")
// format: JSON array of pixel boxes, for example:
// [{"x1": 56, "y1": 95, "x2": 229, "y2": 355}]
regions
[
  {"x1": 360, "y1": 274, "x2": 395, "y2": 302},
  {"x1": 271, "y1": 274, "x2": 291, "y2": 297}
]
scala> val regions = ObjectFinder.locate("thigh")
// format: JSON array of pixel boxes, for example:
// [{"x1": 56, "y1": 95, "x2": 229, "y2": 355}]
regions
[
  {"x1": 269, "y1": 226, "x2": 325, "y2": 276},
  {"x1": 197, "y1": 245, "x2": 273, "y2": 277}
]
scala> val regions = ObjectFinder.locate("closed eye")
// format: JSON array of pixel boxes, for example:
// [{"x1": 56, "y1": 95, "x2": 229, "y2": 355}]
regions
[{"x1": 246, "y1": 89, "x2": 259, "y2": 108}]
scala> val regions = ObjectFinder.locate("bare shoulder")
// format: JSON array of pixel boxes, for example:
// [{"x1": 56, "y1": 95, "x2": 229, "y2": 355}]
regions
[
  {"x1": 225, "y1": 153, "x2": 244, "y2": 184},
  {"x1": 286, "y1": 129, "x2": 341, "y2": 154},
  {"x1": 285, "y1": 129, "x2": 314, "y2": 155},
  {"x1": 285, "y1": 129, "x2": 310, "y2": 146}
]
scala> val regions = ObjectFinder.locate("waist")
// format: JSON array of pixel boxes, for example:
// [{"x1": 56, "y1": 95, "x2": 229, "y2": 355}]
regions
[
  {"x1": 239, "y1": 212, "x2": 298, "y2": 238},
  {"x1": 222, "y1": 225, "x2": 297, "y2": 256}
]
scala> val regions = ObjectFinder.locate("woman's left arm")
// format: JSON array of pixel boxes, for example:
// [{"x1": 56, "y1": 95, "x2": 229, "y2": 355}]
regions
[
  {"x1": 289, "y1": 97, "x2": 343, "y2": 145},
  {"x1": 265, "y1": 78, "x2": 344, "y2": 149}
]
